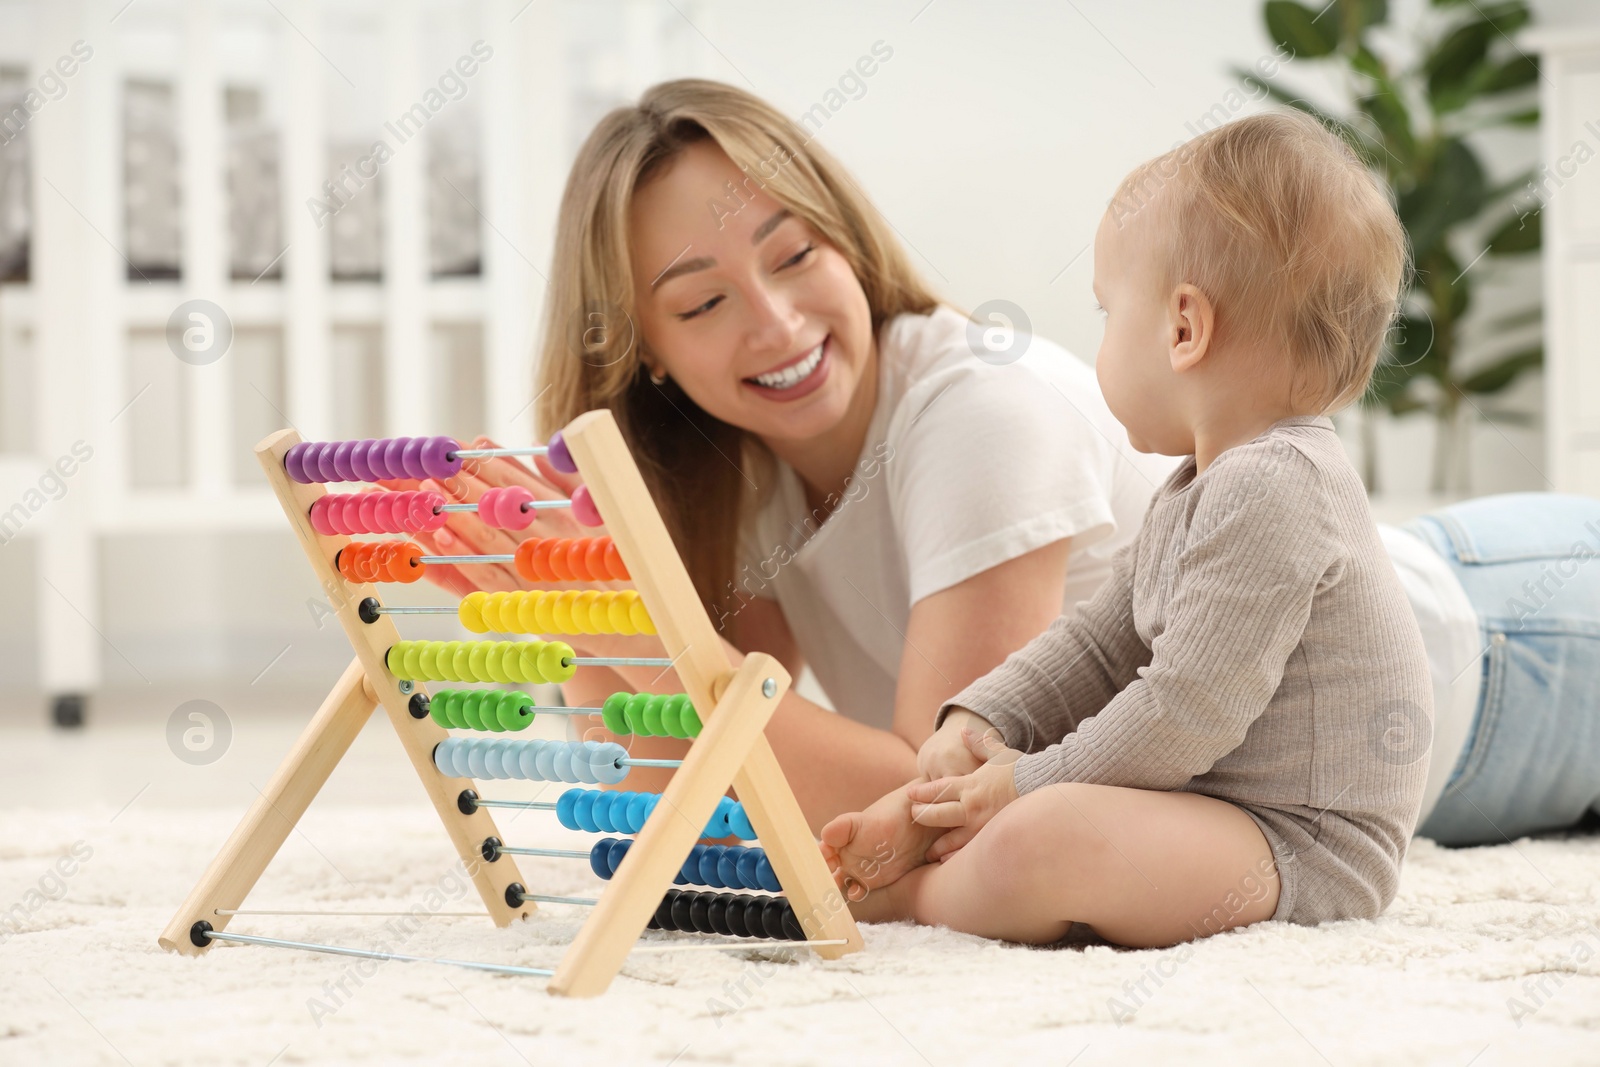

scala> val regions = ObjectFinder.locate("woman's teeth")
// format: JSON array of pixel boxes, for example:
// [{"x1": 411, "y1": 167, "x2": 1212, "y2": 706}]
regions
[{"x1": 751, "y1": 343, "x2": 824, "y2": 390}]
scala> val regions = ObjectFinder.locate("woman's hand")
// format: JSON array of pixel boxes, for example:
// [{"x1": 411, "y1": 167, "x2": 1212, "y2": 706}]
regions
[
  {"x1": 916, "y1": 706, "x2": 998, "y2": 781},
  {"x1": 907, "y1": 727, "x2": 1021, "y2": 861},
  {"x1": 371, "y1": 436, "x2": 607, "y2": 599}
]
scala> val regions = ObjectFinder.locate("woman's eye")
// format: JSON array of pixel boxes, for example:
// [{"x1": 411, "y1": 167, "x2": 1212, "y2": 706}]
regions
[
  {"x1": 676, "y1": 295, "x2": 723, "y2": 321},
  {"x1": 778, "y1": 243, "x2": 815, "y2": 270}
]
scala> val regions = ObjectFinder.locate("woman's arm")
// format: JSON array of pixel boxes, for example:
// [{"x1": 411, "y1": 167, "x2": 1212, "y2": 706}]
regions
[{"x1": 560, "y1": 541, "x2": 1067, "y2": 830}]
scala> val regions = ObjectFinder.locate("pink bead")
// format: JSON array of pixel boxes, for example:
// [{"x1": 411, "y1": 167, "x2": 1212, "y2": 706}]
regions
[
  {"x1": 497, "y1": 485, "x2": 535, "y2": 530},
  {"x1": 309, "y1": 497, "x2": 338, "y2": 536},
  {"x1": 570, "y1": 484, "x2": 602, "y2": 528},
  {"x1": 352, "y1": 495, "x2": 379, "y2": 537},
  {"x1": 373, "y1": 493, "x2": 399, "y2": 533},
  {"x1": 336, "y1": 494, "x2": 360, "y2": 534},
  {"x1": 411, "y1": 493, "x2": 446, "y2": 532}
]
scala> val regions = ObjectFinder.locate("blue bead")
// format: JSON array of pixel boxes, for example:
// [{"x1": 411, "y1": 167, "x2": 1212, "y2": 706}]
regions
[
  {"x1": 728, "y1": 804, "x2": 757, "y2": 841},
  {"x1": 679, "y1": 844, "x2": 703, "y2": 885},
  {"x1": 607, "y1": 837, "x2": 631, "y2": 875},
  {"x1": 735, "y1": 850, "x2": 761, "y2": 891},
  {"x1": 588, "y1": 840, "x2": 611, "y2": 880},
  {"x1": 589, "y1": 790, "x2": 615, "y2": 833},
  {"x1": 627, "y1": 793, "x2": 655, "y2": 833},
  {"x1": 555, "y1": 789, "x2": 580, "y2": 831},
  {"x1": 704, "y1": 797, "x2": 733, "y2": 838},
  {"x1": 717, "y1": 848, "x2": 742, "y2": 889},
  {"x1": 699, "y1": 845, "x2": 727, "y2": 889},
  {"x1": 756, "y1": 855, "x2": 780, "y2": 893},
  {"x1": 573, "y1": 789, "x2": 600, "y2": 833}
]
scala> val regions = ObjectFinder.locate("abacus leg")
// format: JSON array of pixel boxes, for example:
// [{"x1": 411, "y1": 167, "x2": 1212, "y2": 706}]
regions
[
  {"x1": 850, "y1": 783, "x2": 1280, "y2": 949},
  {"x1": 158, "y1": 658, "x2": 377, "y2": 956}
]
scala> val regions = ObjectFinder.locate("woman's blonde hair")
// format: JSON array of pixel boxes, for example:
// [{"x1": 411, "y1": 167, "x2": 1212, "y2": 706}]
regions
[
  {"x1": 1110, "y1": 109, "x2": 1408, "y2": 411},
  {"x1": 535, "y1": 79, "x2": 938, "y2": 629}
]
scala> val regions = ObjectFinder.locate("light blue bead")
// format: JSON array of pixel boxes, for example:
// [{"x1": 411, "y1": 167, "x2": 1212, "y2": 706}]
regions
[
  {"x1": 591, "y1": 744, "x2": 627, "y2": 785},
  {"x1": 534, "y1": 742, "x2": 559, "y2": 782},
  {"x1": 433, "y1": 739, "x2": 459, "y2": 776},
  {"x1": 482, "y1": 742, "x2": 507, "y2": 779},
  {"x1": 571, "y1": 749, "x2": 598, "y2": 785},
  {"x1": 549, "y1": 743, "x2": 574, "y2": 783},
  {"x1": 517, "y1": 744, "x2": 540, "y2": 781},
  {"x1": 466, "y1": 740, "x2": 491, "y2": 780}
]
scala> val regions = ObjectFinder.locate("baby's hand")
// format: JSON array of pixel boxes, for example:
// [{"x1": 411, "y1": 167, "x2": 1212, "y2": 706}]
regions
[
  {"x1": 908, "y1": 728, "x2": 1022, "y2": 862},
  {"x1": 819, "y1": 780, "x2": 943, "y2": 898},
  {"x1": 917, "y1": 707, "x2": 999, "y2": 781}
]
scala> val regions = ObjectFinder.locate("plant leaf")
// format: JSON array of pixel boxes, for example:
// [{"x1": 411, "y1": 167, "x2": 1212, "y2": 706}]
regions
[
  {"x1": 1482, "y1": 53, "x2": 1539, "y2": 93},
  {"x1": 1399, "y1": 139, "x2": 1487, "y2": 258},
  {"x1": 1265, "y1": 0, "x2": 1341, "y2": 59},
  {"x1": 1487, "y1": 305, "x2": 1542, "y2": 332},
  {"x1": 1459, "y1": 345, "x2": 1542, "y2": 394},
  {"x1": 1486, "y1": 205, "x2": 1541, "y2": 254}
]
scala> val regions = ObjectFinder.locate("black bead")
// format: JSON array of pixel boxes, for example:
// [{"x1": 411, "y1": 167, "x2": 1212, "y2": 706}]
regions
[
  {"x1": 409, "y1": 692, "x2": 430, "y2": 720},
  {"x1": 779, "y1": 902, "x2": 805, "y2": 942},
  {"x1": 670, "y1": 891, "x2": 694, "y2": 933},
  {"x1": 689, "y1": 892, "x2": 713, "y2": 934},
  {"x1": 480, "y1": 836, "x2": 502, "y2": 862},
  {"x1": 189, "y1": 920, "x2": 213, "y2": 948},
  {"x1": 358, "y1": 597, "x2": 381, "y2": 624},
  {"x1": 504, "y1": 883, "x2": 525, "y2": 909},
  {"x1": 457, "y1": 789, "x2": 479, "y2": 815}
]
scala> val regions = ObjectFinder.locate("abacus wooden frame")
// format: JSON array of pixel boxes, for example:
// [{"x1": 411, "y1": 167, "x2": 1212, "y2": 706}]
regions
[{"x1": 158, "y1": 410, "x2": 862, "y2": 997}]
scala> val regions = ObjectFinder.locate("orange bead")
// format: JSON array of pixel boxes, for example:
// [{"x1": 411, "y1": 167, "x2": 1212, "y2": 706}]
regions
[
  {"x1": 548, "y1": 539, "x2": 575, "y2": 581},
  {"x1": 602, "y1": 538, "x2": 628, "y2": 581},
  {"x1": 389, "y1": 541, "x2": 424, "y2": 583},
  {"x1": 584, "y1": 538, "x2": 609, "y2": 582},
  {"x1": 514, "y1": 539, "x2": 539, "y2": 583},
  {"x1": 576, "y1": 537, "x2": 601, "y2": 579}
]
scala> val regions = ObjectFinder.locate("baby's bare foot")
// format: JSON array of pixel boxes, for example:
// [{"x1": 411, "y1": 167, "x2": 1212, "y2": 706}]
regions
[{"x1": 819, "y1": 784, "x2": 941, "y2": 893}]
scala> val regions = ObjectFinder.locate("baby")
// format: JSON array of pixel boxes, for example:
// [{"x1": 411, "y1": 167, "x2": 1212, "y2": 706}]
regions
[{"x1": 820, "y1": 110, "x2": 1433, "y2": 948}]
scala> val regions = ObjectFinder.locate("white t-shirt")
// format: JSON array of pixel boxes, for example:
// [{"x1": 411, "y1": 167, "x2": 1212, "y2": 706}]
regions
[
  {"x1": 732, "y1": 305, "x2": 1179, "y2": 729},
  {"x1": 1377, "y1": 524, "x2": 1483, "y2": 826}
]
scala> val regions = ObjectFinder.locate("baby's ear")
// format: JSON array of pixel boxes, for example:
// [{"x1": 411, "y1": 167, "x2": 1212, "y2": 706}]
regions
[{"x1": 1169, "y1": 283, "x2": 1214, "y2": 373}]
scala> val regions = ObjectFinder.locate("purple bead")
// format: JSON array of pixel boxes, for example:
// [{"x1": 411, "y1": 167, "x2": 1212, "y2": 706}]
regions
[
  {"x1": 331, "y1": 439, "x2": 359, "y2": 482},
  {"x1": 284, "y1": 442, "x2": 312, "y2": 483},
  {"x1": 400, "y1": 437, "x2": 428, "y2": 480},
  {"x1": 314, "y1": 442, "x2": 341, "y2": 484},
  {"x1": 421, "y1": 436, "x2": 462, "y2": 481},
  {"x1": 349, "y1": 438, "x2": 379, "y2": 483},
  {"x1": 381, "y1": 437, "x2": 410, "y2": 481},
  {"x1": 547, "y1": 431, "x2": 578, "y2": 474}
]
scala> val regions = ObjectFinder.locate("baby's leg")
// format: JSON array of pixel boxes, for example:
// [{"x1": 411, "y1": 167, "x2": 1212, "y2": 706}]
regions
[{"x1": 857, "y1": 783, "x2": 1281, "y2": 947}]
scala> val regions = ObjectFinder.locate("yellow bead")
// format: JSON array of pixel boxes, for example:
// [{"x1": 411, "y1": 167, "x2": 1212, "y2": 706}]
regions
[
  {"x1": 458, "y1": 592, "x2": 489, "y2": 634},
  {"x1": 574, "y1": 590, "x2": 603, "y2": 634},
  {"x1": 630, "y1": 598, "x2": 655, "y2": 636},
  {"x1": 552, "y1": 590, "x2": 579, "y2": 634}
]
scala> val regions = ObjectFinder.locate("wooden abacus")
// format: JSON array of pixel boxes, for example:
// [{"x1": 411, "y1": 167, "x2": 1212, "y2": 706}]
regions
[{"x1": 158, "y1": 408, "x2": 862, "y2": 997}]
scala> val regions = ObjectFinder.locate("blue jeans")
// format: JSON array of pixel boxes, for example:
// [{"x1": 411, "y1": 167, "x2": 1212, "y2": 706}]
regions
[{"x1": 1405, "y1": 493, "x2": 1600, "y2": 847}]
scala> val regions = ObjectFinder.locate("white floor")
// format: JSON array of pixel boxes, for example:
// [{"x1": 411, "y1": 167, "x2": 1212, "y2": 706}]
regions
[{"x1": 2, "y1": 685, "x2": 1599, "y2": 1065}]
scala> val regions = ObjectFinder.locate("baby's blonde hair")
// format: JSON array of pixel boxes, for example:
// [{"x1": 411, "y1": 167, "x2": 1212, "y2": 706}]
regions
[{"x1": 1110, "y1": 110, "x2": 1407, "y2": 412}]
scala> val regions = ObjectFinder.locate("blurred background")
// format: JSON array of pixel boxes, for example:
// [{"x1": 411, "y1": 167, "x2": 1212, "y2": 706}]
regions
[{"x1": 0, "y1": 0, "x2": 1595, "y2": 735}]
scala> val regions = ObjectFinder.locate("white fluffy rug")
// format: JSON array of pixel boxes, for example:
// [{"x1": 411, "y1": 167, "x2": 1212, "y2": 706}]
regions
[{"x1": 3, "y1": 804, "x2": 1599, "y2": 1066}]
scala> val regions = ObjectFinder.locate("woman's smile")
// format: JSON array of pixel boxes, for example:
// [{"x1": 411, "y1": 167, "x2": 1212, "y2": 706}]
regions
[{"x1": 742, "y1": 336, "x2": 833, "y2": 401}]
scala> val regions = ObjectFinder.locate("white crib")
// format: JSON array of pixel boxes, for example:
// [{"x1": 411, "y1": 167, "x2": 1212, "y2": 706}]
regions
[{"x1": 0, "y1": 0, "x2": 714, "y2": 723}]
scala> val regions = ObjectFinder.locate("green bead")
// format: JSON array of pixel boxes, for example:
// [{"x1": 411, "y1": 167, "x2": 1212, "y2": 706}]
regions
[
  {"x1": 659, "y1": 697, "x2": 683, "y2": 739},
  {"x1": 625, "y1": 693, "x2": 653, "y2": 737},
  {"x1": 429, "y1": 691, "x2": 452, "y2": 729},
  {"x1": 602, "y1": 693, "x2": 631, "y2": 735},
  {"x1": 680, "y1": 702, "x2": 702, "y2": 737},
  {"x1": 641, "y1": 694, "x2": 666, "y2": 737},
  {"x1": 460, "y1": 690, "x2": 488, "y2": 731},
  {"x1": 498, "y1": 692, "x2": 533, "y2": 732}
]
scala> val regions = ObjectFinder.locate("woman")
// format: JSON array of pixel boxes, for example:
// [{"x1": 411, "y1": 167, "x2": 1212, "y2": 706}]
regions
[
  {"x1": 409, "y1": 78, "x2": 1174, "y2": 824},
  {"x1": 401, "y1": 79, "x2": 1600, "y2": 850}
]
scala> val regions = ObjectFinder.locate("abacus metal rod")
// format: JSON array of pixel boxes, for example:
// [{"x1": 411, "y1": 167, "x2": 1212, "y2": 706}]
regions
[
  {"x1": 472, "y1": 798, "x2": 558, "y2": 811},
  {"x1": 496, "y1": 845, "x2": 590, "y2": 859},
  {"x1": 419, "y1": 553, "x2": 515, "y2": 565},
  {"x1": 202, "y1": 929, "x2": 557, "y2": 978},
  {"x1": 575, "y1": 656, "x2": 673, "y2": 668},
  {"x1": 450, "y1": 446, "x2": 550, "y2": 459},
  {"x1": 437, "y1": 499, "x2": 573, "y2": 513}
]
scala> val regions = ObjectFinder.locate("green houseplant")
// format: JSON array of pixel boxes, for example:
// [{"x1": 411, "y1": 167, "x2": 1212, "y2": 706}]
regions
[{"x1": 1240, "y1": 0, "x2": 1543, "y2": 493}]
